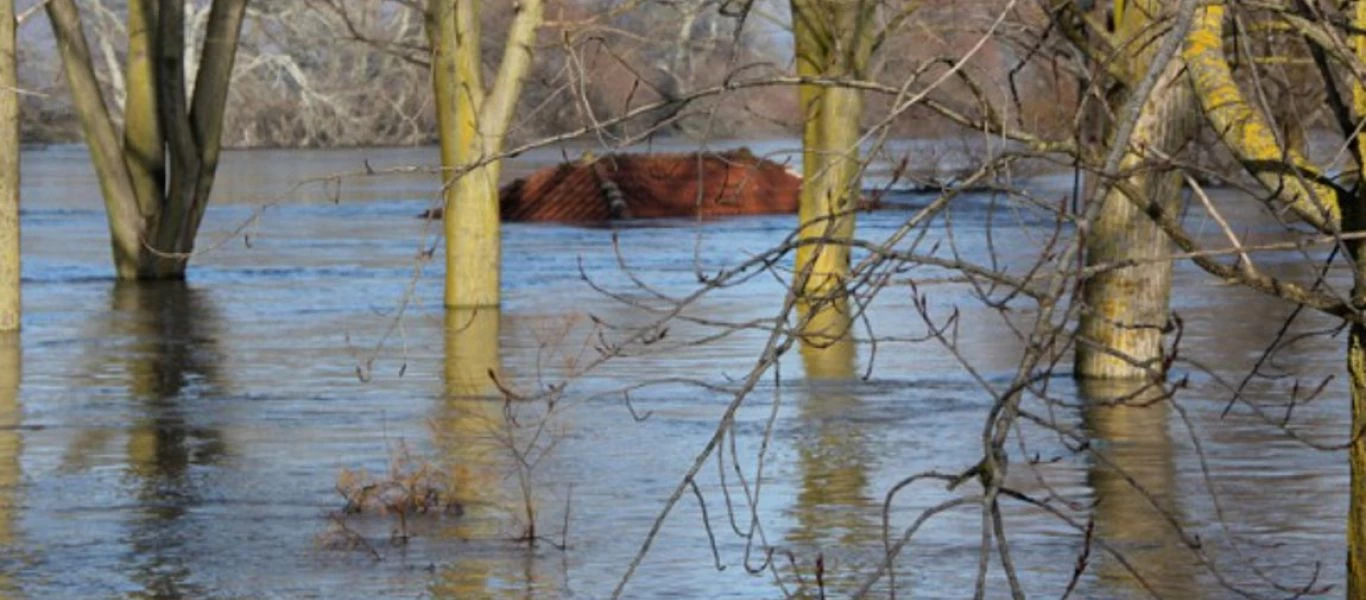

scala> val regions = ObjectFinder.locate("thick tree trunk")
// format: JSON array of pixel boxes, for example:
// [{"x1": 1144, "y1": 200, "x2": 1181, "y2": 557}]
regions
[
  {"x1": 0, "y1": 0, "x2": 17, "y2": 332},
  {"x1": 1183, "y1": 3, "x2": 1364, "y2": 592},
  {"x1": 1076, "y1": 63, "x2": 1197, "y2": 379},
  {"x1": 1351, "y1": 325, "x2": 1366, "y2": 598},
  {"x1": 429, "y1": 0, "x2": 541, "y2": 309},
  {"x1": 446, "y1": 162, "x2": 501, "y2": 308},
  {"x1": 1076, "y1": 1, "x2": 1198, "y2": 380},
  {"x1": 444, "y1": 308, "x2": 502, "y2": 400},
  {"x1": 149, "y1": 0, "x2": 198, "y2": 279},
  {"x1": 790, "y1": 0, "x2": 872, "y2": 343},
  {"x1": 48, "y1": 0, "x2": 144, "y2": 279},
  {"x1": 1348, "y1": 4, "x2": 1366, "y2": 595},
  {"x1": 0, "y1": 331, "x2": 18, "y2": 593},
  {"x1": 795, "y1": 84, "x2": 860, "y2": 327},
  {"x1": 146, "y1": 0, "x2": 246, "y2": 279},
  {"x1": 185, "y1": 0, "x2": 247, "y2": 249},
  {"x1": 431, "y1": 0, "x2": 494, "y2": 308},
  {"x1": 49, "y1": 0, "x2": 247, "y2": 281},
  {"x1": 123, "y1": 0, "x2": 162, "y2": 223}
]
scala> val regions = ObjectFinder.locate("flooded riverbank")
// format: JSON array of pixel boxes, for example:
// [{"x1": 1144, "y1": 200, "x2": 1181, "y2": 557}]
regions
[{"x1": 2, "y1": 144, "x2": 1351, "y2": 598}]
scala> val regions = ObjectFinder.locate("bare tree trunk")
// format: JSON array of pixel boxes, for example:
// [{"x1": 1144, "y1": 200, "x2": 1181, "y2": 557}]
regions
[
  {"x1": 1076, "y1": 1, "x2": 1198, "y2": 380},
  {"x1": 47, "y1": 0, "x2": 247, "y2": 280},
  {"x1": 443, "y1": 0, "x2": 491, "y2": 309},
  {"x1": 124, "y1": 0, "x2": 162, "y2": 223},
  {"x1": 48, "y1": 0, "x2": 145, "y2": 278},
  {"x1": 429, "y1": 0, "x2": 542, "y2": 309},
  {"x1": 1351, "y1": 323, "x2": 1366, "y2": 598},
  {"x1": 150, "y1": 0, "x2": 200, "y2": 279},
  {"x1": 790, "y1": 0, "x2": 873, "y2": 344},
  {"x1": 0, "y1": 0, "x2": 17, "y2": 332},
  {"x1": 1183, "y1": 3, "x2": 1363, "y2": 592},
  {"x1": 148, "y1": 0, "x2": 247, "y2": 277},
  {"x1": 184, "y1": 0, "x2": 247, "y2": 253},
  {"x1": 0, "y1": 332, "x2": 18, "y2": 595},
  {"x1": 1348, "y1": 3, "x2": 1366, "y2": 595}
]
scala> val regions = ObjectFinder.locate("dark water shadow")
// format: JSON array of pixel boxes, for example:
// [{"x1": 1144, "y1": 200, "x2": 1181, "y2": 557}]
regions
[
  {"x1": 0, "y1": 334, "x2": 22, "y2": 598},
  {"x1": 67, "y1": 282, "x2": 228, "y2": 599},
  {"x1": 431, "y1": 308, "x2": 549, "y2": 598},
  {"x1": 1080, "y1": 379, "x2": 1196, "y2": 599},
  {"x1": 787, "y1": 328, "x2": 879, "y2": 596}
]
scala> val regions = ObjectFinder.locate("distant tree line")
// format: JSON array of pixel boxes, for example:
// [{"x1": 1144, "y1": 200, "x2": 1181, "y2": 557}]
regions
[{"x1": 16, "y1": 0, "x2": 1086, "y2": 148}]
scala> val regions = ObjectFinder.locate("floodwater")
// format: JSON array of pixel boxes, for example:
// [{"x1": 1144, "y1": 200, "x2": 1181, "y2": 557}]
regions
[{"x1": 1, "y1": 142, "x2": 1352, "y2": 598}]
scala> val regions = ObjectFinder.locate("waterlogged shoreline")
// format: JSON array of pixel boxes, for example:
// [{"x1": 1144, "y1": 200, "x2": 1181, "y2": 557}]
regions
[{"x1": 0, "y1": 145, "x2": 1348, "y2": 597}]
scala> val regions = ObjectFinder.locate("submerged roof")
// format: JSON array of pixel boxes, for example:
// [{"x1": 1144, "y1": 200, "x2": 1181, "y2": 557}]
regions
[
  {"x1": 423, "y1": 149, "x2": 804, "y2": 223},
  {"x1": 501, "y1": 149, "x2": 802, "y2": 222}
]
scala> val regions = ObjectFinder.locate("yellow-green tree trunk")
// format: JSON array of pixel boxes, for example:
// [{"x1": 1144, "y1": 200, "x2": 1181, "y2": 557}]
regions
[
  {"x1": 48, "y1": 0, "x2": 143, "y2": 277},
  {"x1": 123, "y1": 0, "x2": 162, "y2": 223},
  {"x1": 0, "y1": 0, "x2": 17, "y2": 332},
  {"x1": 1350, "y1": 324, "x2": 1366, "y2": 598},
  {"x1": 795, "y1": 83, "x2": 861, "y2": 327},
  {"x1": 1349, "y1": 3, "x2": 1366, "y2": 595},
  {"x1": 790, "y1": 0, "x2": 873, "y2": 343},
  {"x1": 428, "y1": 0, "x2": 542, "y2": 308},
  {"x1": 47, "y1": 0, "x2": 247, "y2": 280},
  {"x1": 1076, "y1": 1, "x2": 1198, "y2": 380},
  {"x1": 1182, "y1": 3, "x2": 1363, "y2": 592}
]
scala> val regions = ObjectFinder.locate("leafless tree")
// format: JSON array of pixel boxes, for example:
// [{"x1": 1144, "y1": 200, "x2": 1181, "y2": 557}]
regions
[
  {"x1": 370, "y1": 0, "x2": 1366, "y2": 596},
  {"x1": 26, "y1": 0, "x2": 1365, "y2": 596}
]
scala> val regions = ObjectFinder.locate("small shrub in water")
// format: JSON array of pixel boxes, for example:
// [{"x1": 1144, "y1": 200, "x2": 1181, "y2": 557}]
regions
[{"x1": 329, "y1": 440, "x2": 463, "y2": 547}]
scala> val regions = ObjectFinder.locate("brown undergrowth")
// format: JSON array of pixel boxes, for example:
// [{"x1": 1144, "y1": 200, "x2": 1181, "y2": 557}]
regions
[
  {"x1": 318, "y1": 439, "x2": 462, "y2": 556},
  {"x1": 321, "y1": 312, "x2": 591, "y2": 559}
]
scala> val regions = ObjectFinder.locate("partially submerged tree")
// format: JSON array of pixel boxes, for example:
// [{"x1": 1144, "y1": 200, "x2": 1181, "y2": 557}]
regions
[
  {"x1": 303, "y1": 0, "x2": 1366, "y2": 595},
  {"x1": 1070, "y1": 0, "x2": 1199, "y2": 380},
  {"x1": 790, "y1": 0, "x2": 875, "y2": 336},
  {"x1": 1176, "y1": 3, "x2": 1366, "y2": 592},
  {"x1": 46, "y1": 0, "x2": 248, "y2": 279},
  {"x1": 426, "y1": 0, "x2": 543, "y2": 308},
  {"x1": 1063, "y1": 0, "x2": 1366, "y2": 591},
  {"x1": 0, "y1": 0, "x2": 17, "y2": 331}
]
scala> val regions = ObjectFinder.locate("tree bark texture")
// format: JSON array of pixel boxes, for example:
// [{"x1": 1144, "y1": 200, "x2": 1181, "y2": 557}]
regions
[
  {"x1": 790, "y1": 0, "x2": 874, "y2": 342},
  {"x1": 47, "y1": 0, "x2": 247, "y2": 280},
  {"x1": 0, "y1": 0, "x2": 18, "y2": 331},
  {"x1": 1075, "y1": 1, "x2": 1200, "y2": 380},
  {"x1": 1182, "y1": 3, "x2": 1364, "y2": 593},
  {"x1": 430, "y1": 0, "x2": 542, "y2": 309}
]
